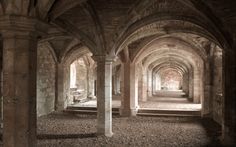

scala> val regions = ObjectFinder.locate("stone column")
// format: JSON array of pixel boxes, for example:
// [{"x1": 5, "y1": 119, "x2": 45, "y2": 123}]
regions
[
  {"x1": 193, "y1": 70, "x2": 201, "y2": 103},
  {"x1": 112, "y1": 67, "x2": 121, "y2": 95},
  {"x1": 182, "y1": 72, "x2": 189, "y2": 96},
  {"x1": 188, "y1": 71, "x2": 194, "y2": 100},
  {"x1": 140, "y1": 70, "x2": 148, "y2": 102},
  {"x1": 147, "y1": 69, "x2": 153, "y2": 97},
  {"x1": 222, "y1": 51, "x2": 236, "y2": 145},
  {"x1": 2, "y1": 31, "x2": 38, "y2": 147},
  {"x1": 152, "y1": 73, "x2": 156, "y2": 93},
  {"x1": 0, "y1": 16, "x2": 47, "y2": 147},
  {"x1": 87, "y1": 67, "x2": 96, "y2": 99},
  {"x1": 93, "y1": 55, "x2": 113, "y2": 137},
  {"x1": 120, "y1": 61, "x2": 139, "y2": 116},
  {"x1": 112, "y1": 74, "x2": 116, "y2": 95},
  {"x1": 55, "y1": 62, "x2": 66, "y2": 111},
  {"x1": 0, "y1": 40, "x2": 2, "y2": 128},
  {"x1": 202, "y1": 62, "x2": 212, "y2": 116},
  {"x1": 116, "y1": 69, "x2": 121, "y2": 94}
]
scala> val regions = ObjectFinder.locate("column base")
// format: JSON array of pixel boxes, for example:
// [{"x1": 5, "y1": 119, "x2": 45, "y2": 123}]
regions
[
  {"x1": 221, "y1": 133, "x2": 235, "y2": 146},
  {"x1": 221, "y1": 126, "x2": 236, "y2": 146},
  {"x1": 88, "y1": 95, "x2": 97, "y2": 99},
  {"x1": 141, "y1": 98, "x2": 147, "y2": 102},
  {"x1": 97, "y1": 130, "x2": 113, "y2": 137},
  {"x1": 119, "y1": 108, "x2": 138, "y2": 117}
]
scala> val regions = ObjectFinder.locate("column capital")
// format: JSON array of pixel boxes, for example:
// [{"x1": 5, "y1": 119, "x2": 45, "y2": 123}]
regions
[
  {"x1": 0, "y1": 15, "x2": 49, "y2": 37},
  {"x1": 92, "y1": 55, "x2": 117, "y2": 63}
]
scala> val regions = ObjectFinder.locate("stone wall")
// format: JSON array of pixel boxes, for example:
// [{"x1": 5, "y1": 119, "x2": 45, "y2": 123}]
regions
[
  {"x1": 37, "y1": 45, "x2": 56, "y2": 116},
  {"x1": 212, "y1": 48, "x2": 223, "y2": 124}
]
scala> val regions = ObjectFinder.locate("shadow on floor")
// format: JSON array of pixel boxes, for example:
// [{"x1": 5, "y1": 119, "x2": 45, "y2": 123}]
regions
[
  {"x1": 37, "y1": 133, "x2": 97, "y2": 140},
  {"x1": 200, "y1": 118, "x2": 223, "y2": 146}
]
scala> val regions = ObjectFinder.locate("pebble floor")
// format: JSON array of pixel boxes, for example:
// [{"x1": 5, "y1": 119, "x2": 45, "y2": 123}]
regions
[{"x1": 34, "y1": 112, "x2": 222, "y2": 147}]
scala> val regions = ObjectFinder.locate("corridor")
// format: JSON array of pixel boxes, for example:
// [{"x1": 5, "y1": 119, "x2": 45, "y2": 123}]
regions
[{"x1": 0, "y1": 0, "x2": 235, "y2": 146}]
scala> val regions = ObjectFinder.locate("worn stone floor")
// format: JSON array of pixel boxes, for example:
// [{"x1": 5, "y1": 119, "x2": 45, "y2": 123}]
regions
[
  {"x1": 69, "y1": 95, "x2": 201, "y2": 111},
  {"x1": 35, "y1": 112, "x2": 221, "y2": 147},
  {"x1": 140, "y1": 97, "x2": 201, "y2": 110}
]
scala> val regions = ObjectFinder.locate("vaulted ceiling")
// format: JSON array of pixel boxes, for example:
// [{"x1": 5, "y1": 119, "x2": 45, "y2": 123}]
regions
[{"x1": 0, "y1": 0, "x2": 235, "y2": 61}]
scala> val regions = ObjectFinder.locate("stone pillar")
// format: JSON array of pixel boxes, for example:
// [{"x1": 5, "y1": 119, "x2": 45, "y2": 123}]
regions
[
  {"x1": 112, "y1": 66, "x2": 121, "y2": 96},
  {"x1": 140, "y1": 70, "x2": 147, "y2": 101},
  {"x1": 116, "y1": 73, "x2": 121, "y2": 94},
  {"x1": 202, "y1": 62, "x2": 212, "y2": 116},
  {"x1": 193, "y1": 70, "x2": 201, "y2": 103},
  {"x1": 182, "y1": 72, "x2": 189, "y2": 96},
  {"x1": 115, "y1": 69, "x2": 121, "y2": 94},
  {"x1": 0, "y1": 39, "x2": 2, "y2": 128},
  {"x1": 222, "y1": 51, "x2": 236, "y2": 145},
  {"x1": 87, "y1": 67, "x2": 96, "y2": 98},
  {"x1": 112, "y1": 74, "x2": 116, "y2": 95},
  {"x1": 2, "y1": 31, "x2": 38, "y2": 147},
  {"x1": 188, "y1": 71, "x2": 194, "y2": 100},
  {"x1": 147, "y1": 69, "x2": 152, "y2": 97},
  {"x1": 152, "y1": 73, "x2": 156, "y2": 93},
  {"x1": 93, "y1": 55, "x2": 113, "y2": 137},
  {"x1": 120, "y1": 62, "x2": 139, "y2": 116},
  {"x1": 55, "y1": 62, "x2": 66, "y2": 110}
]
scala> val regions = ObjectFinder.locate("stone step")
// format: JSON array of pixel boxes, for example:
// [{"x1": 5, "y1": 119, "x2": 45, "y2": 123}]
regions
[
  {"x1": 65, "y1": 107, "x2": 201, "y2": 117},
  {"x1": 64, "y1": 107, "x2": 120, "y2": 115},
  {"x1": 138, "y1": 109, "x2": 201, "y2": 117},
  {"x1": 67, "y1": 106, "x2": 119, "y2": 111},
  {"x1": 153, "y1": 90, "x2": 186, "y2": 98}
]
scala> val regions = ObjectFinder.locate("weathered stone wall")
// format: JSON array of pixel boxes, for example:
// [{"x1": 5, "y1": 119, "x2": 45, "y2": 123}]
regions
[
  {"x1": 212, "y1": 48, "x2": 223, "y2": 124},
  {"x1": 37, "y1": 45, "x2": 56, "y2": 116}
]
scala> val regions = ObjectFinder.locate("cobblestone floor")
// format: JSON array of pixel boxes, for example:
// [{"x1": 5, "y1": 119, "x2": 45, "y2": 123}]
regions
[{"x1": 35, "y1": 112, "x2": 221, "y2": 147}]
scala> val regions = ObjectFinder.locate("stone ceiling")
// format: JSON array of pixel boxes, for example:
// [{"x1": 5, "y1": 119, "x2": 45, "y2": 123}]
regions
[{"x1": 0, "y1": 0, "x2": 235, "y2": 60}]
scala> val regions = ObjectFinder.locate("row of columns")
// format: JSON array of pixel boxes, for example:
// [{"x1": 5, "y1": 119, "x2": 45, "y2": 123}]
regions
[{"x1": 0, "y1": 16, "x2": 235, "y2": 147}]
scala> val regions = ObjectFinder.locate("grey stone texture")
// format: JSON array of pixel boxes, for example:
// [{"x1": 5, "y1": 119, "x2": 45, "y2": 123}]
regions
[
  {"x1": 37, "y1": 44, "x2": 56, "y2": 116},
  {"x1": 0, "y1": 0, "x2": 236, "y2": 147}
]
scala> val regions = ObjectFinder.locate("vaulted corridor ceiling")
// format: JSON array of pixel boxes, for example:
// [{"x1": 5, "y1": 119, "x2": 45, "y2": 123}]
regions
[{"x1": 0, "y1": 0, "x2": 235, "y2": 147}]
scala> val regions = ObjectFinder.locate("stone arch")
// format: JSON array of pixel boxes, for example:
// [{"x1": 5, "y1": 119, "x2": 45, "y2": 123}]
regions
[
  {"x1": 55, "y1": 45, "x2": 94, "y2": 109},
  {"x1": 129, "y1": 36, "x2": 205, "y2": 112},
  {"x1": 113, "y1": 15, "x2": 230, "y2": 55}
]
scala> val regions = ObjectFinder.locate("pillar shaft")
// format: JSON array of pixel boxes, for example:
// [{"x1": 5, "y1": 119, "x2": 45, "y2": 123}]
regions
[
  {"x1": 193, "y1": 70, "x2": 201, "y2": 103},
  {"x1": 140, "y1": 70, "x2": 147, "y2": 102},
  {"x1": 2, "y1": 32, "x2": 37, "y2": 147},
  {"x1": 94, "y1": 56, "x2": 113, "y2": 137},
  {"x1": 202, "y1": 62, "x2": 212, "y2": 116},
  {"x1": 87, "y1": 67, "x2": 95, "y2": 98},
  {"x1": 222, "y1": 51, "x2": 236, "y2": 145},
  {"x1": 147, "y1": 70, "x2": 152, "y2": 97},
  {"x1": 55, "y1": 63, "x2": 65, "y2": 111},
  {"x1": 0, "y1": 40, "x2": 2, "y2": 128},
  {"x1": 120, "y1": 62, "x2": 138, "y2": 116}
]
